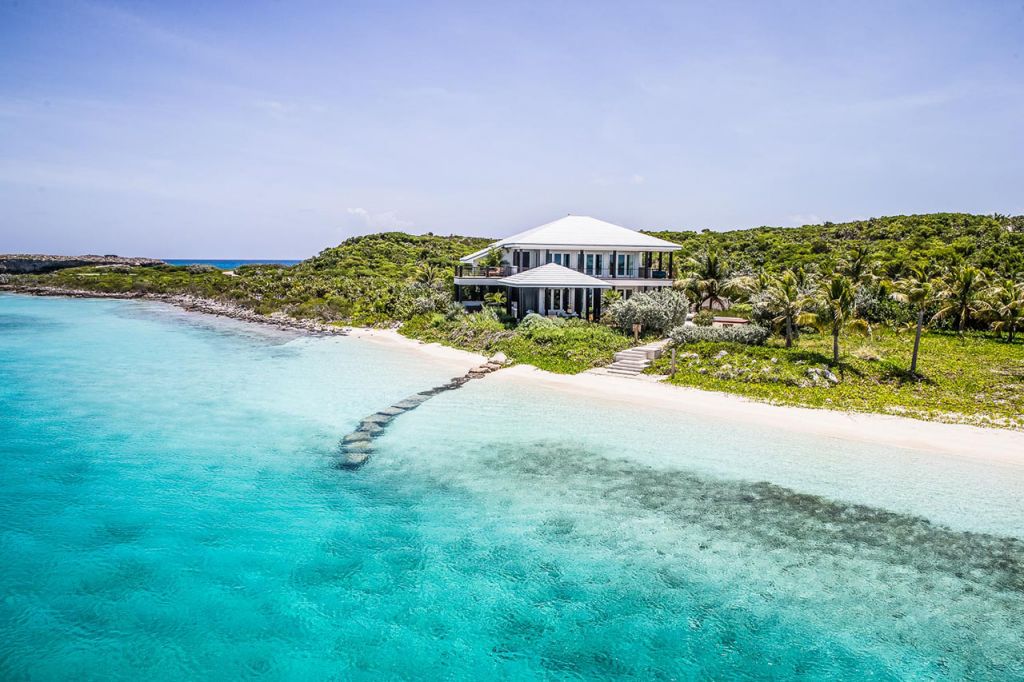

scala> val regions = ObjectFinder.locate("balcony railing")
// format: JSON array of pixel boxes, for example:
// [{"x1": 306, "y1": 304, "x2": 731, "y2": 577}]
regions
[
  {"x1": 584, "y1": 267, "x2": 671, "y2": 279},
  {"x1": 455, "y1": 264, "x2": 672, "y2": 280},
  {"x1": 455, "y1": 265, "x2": 519, "y2": 278}
]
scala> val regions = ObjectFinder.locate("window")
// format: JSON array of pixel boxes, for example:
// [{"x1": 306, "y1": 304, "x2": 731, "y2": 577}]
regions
[
  {"x1": 585, "y1": 254, "x2": 604, "y2": 276},
  {"x1": 548, "y1": 252, "x2": 571, "y2": 266},
  {"x1": 617, "y1": 254, "x2": 634, "y2": 277}
]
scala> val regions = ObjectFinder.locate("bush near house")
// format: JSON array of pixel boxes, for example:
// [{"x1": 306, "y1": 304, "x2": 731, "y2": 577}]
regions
[
  {"x1": 670, "y1": 324, "x2": 771, "y2": 346},
  {"x1": 693, "y1": 310, "x2": 715, "y2": 326},
  {"x1": 606, "y1": 289, "x2": 689, "y2": 334},
  {"x1": 400, "y1": 310, "x2": 633, "y2": 374}
]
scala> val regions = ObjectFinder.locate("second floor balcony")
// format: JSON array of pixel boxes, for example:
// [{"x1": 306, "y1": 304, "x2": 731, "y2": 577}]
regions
[{"x1": 456, "y1": 264, "x2": 673, "y2": 280}]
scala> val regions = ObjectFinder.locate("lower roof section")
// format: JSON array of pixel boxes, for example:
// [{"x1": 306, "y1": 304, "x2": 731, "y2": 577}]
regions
[{"x1": 497, "y1": 263, "x2": 611, "y2": 289}]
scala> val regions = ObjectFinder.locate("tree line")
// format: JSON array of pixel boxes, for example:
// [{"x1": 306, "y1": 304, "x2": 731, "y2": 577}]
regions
[{"x1": 675, "y1": 246, "x2": 1023, "y2": 373}]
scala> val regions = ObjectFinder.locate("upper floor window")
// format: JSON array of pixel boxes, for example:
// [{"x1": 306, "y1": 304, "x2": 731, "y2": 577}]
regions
[{"x1": 616, "y1": 253, "x2": 634, "y2": 276}]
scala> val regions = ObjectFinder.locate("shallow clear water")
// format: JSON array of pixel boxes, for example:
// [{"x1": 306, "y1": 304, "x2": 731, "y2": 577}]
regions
[{"x1": 2, "y1": 294, "x2": 1023, "y2": 680}]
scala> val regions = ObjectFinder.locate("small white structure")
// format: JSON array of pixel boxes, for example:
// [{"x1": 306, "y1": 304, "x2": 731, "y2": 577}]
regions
[{"x1": 455, "y1": 215, "x2": 681, "y2": 320}]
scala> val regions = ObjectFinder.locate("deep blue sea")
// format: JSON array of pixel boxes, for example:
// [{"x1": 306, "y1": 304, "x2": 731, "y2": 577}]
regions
[
  {"x1": 2, "y1": 293, "x2": 1023, "y2": 679},
  {"x1": 164, "y1": 259, "x2": 301, "y2": 269}
]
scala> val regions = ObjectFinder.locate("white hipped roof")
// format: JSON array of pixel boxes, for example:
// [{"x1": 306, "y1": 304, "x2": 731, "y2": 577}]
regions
[
  {"x1": 498, "y1": 263, "x2": 611, "y2": 289},
  {"x1": 461, "y1": 215, "x2": 680, "y2": 263}
]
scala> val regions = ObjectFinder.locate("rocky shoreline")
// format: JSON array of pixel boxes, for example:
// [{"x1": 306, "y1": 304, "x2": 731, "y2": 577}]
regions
[
  {"x1": 0, "y1": 254, "x2": 165, "y2": 274},
  {"x1": 0, "y1": 285, "x2": 349, "y2": 336}
]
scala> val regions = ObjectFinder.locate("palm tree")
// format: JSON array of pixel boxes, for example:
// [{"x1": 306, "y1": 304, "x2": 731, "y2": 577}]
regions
[
  {"x1": 891, "y1": 266, "x2": 938, "y2": 374},
  {"x1": 416, "y1": 263, "x2": 444, "y2": 284},
  {"x1": 933, "y1": 265, "x2": 986, "y2": 333},
  {"x1": 987, "y1": 278, "x2": 1024, "y2": 343},
  {"x1": 481, "y1": 247, "x2": 503, "y2": 269},
  {"x1": 838, "y1": 244, "x2": 879, "y2": 288},
  {"x1": 483, "y1": 291, "x2": 507, "y2": 308},
  {"x1": 677, "y1": 250, "x2": 731, "y2": 310},
  {"x1": 765, "y1": 270, "x2": 811, "y2": 348},
  {"x1": 816, "y1": 275, "x2": 858, "y2": 365},
  {"x1": 724, "y1": 269, "x2": 771, "y2": 302}
]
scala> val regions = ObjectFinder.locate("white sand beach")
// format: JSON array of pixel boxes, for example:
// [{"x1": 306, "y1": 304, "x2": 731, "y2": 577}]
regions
[
  {"x1": 348, "y1": 326, "x2": 1024, "y2": 461},
  {"x1": 347, "y1": 327, "x2": 489, "y2": 366},
  {"x1": 489, "y1": 364, "x2": 1024, "y2": 462}
]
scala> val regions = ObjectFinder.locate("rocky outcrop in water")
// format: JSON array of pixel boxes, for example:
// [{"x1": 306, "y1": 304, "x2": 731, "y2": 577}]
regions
[
  {"x1": 337, "y1": 353, "x2": 507, "y2": 469},
  {"x1": 0, "y1": 254, "x2": 165, "y2": 274}
]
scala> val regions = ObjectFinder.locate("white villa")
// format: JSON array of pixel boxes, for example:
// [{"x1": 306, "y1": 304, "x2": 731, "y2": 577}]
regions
[{"x1": 455, "y1": 215, "x2": 681, "y2": 320}]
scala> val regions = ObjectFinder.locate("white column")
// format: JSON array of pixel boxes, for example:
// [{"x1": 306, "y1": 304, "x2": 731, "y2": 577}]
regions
[{"x1": 537, "y1": 287, "x2": 546, "y2": 315}]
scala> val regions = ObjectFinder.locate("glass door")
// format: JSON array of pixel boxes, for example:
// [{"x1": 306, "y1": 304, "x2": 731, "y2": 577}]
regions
[
  {"x1": 616, "y1": 253, "x2": 634, "y2": 277},
  {"x1": 550, "y1": 288, "x2": 563, "y2": 311}
]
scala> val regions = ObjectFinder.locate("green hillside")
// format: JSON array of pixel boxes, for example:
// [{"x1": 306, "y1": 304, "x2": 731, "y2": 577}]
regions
[{"x1": 646, "y1": 213, "x2": 1024, "y2": 277}]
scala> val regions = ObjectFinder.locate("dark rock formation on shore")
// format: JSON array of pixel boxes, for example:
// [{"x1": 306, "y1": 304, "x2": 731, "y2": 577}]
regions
[{"x1": 0, "y1": 254, "x2": 165, "y2": 274}]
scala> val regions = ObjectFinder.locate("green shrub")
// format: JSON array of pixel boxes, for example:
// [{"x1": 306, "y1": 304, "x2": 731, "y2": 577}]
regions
[
  {"x1": 185, "y1": 264, "x2": 220, "y2": 274},
  {"x1": 693, "y1": 310, "x2": 715, "y2": 326},
  {"x1": 518, "y1": 312, "x2": 564, "y2": 331},
  {"x1": 606, "y1": 289, "x2": 689, "y2": 334},
  {"x1": 670, "y1": 324, "x2": 770, "y2": 346}
]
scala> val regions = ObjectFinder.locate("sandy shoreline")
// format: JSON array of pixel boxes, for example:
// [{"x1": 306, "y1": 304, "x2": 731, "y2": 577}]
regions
[
  {"x1": 5, "y1": 288, "x2": 1022, "y2": 458},
  {"x1": 488, "y1": 365, "x2": 1024, "y2": 461},
  {"x1": 346, "y1": 322, "x2": 1024, "y2": 461},
  {"x1": 346, "y1": 327, "x2": 489, "y2": 366}
]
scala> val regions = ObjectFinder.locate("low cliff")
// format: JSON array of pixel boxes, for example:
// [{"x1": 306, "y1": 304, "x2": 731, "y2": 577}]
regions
[{"x1": 0, "y1": 254, "x2": 165, "y2": 274}]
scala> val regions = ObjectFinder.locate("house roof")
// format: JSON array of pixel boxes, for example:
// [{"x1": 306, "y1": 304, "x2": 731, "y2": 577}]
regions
[
  {"x1": 498, "y1": 263, "x2": 611, "y2": 289},
  {"x1": 461, "y1": 215, "x2": 680, "y2": 262}
]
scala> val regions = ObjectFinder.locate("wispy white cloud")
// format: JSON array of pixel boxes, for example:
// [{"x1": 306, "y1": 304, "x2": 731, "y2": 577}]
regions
[
  {"x1": 346, "y1": 207, "x2": 414, "y2": 231},
  {"x1": 80, "y1": 1, "x2": 239, "y2": 66}
]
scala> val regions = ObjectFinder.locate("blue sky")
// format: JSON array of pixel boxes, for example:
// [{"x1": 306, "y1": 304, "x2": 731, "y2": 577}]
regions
[{"x1": 1, "y1": 1, "x2": 1022, "y2": 258}]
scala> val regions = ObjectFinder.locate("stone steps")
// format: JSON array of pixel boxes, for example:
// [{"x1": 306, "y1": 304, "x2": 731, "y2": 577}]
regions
[
  {"x1": 604, "y1": 339, "x2": 671, "y2": 377},
  {"x1": 337, "y1": 352, "x2": 507, "y2": 469}
]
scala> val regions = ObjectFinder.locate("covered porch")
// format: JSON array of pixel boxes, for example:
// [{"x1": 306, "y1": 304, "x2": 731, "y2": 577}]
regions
[{"x1": 498, "y1": 263, "x2": 611, "y2": 321}]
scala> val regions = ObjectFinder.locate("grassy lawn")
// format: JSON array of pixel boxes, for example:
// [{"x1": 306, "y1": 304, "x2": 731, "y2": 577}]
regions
[{"x1": 649, "y1": 328, "x2": 1024, "y2": 429}]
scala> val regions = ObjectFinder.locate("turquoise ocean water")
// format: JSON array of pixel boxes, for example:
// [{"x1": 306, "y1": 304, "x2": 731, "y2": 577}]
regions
[
  {"x1": 1, "y1": 293, "x2": 1023, "y2": 679},
  {"x1": 164, "y1": 259, "x2": 301, "y2": 270}
]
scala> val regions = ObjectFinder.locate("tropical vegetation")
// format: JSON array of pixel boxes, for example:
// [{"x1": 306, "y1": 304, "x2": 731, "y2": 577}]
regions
[{"x1": 4, "y1": 212, "x2": 1023, "y2": 428}]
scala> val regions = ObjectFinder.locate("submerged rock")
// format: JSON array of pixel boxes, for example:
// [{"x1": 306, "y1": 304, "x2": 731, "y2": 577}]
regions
[
  {"x1": 337, "y1": 360, "x2": 503, "y2": 470},
  {"x1": 343, "y1": 432, "x2": 372, "y2": 444},
  {"x1": 337, "y1": 450, "x2": 371, "y2": 469},
  {"x1": 393, "y1": 397, "x2": 428, "y2": 410}
]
